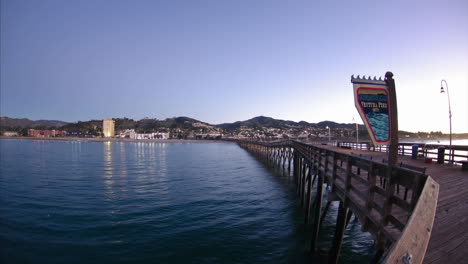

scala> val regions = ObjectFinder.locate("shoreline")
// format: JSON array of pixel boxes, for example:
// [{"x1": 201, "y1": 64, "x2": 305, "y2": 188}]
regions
[
  {"x1": 2, "y1": 136, "x2": 467, "y2": 146},
  {"x1": 0, "y1": 136, "x2": 233, "y2": 143}
]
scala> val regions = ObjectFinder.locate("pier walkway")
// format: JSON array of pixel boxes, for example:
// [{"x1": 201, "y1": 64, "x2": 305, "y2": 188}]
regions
[
  {"x1": 238, "y1": 140, "x2": 467, "y2": 263},
  {"x1": 321, "y1": 145, "x2": 468, "y2": 263}
]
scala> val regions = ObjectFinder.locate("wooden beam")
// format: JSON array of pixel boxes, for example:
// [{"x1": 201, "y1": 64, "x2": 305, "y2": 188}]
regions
[
  {"x1": 311, "y1": 171, "x2": 324, "y2": 252},
  {"x1": 304, "y1": 167, "x2": 313, "y2": 224},
  {"x1": 383, "y1": 177, "x2": 439, "y2": 264}
]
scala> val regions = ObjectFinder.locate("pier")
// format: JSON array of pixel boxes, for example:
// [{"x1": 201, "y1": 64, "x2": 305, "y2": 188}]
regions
[{"x1": 238, "y1": 140, "x2": 467, "y2": 263}]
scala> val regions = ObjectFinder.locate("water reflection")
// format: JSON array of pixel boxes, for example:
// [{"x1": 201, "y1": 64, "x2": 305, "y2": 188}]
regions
[
  {"x1": 70, "y1": 140, "x2": 82, "y2": 163},
  {"x1": 101, "y1": 142, "x2": 171, "y2": 203},
  {"x1": 102, "y1": 141, "x2": 129, "y2": 203},
  {"x1": 31, "y1": 140, "x2": 48, "y2": 175},
  {"x1": 103, "y1": 141, "x2": 116, "y2": 202},
  {"x1": 133, "y1": 142, "x2": 169, "y2": 197}
]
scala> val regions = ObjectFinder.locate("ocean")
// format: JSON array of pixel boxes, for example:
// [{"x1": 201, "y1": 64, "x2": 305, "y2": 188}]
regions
[{"x1": 0, "y1": 139, "x2": 374, "y2": 263}]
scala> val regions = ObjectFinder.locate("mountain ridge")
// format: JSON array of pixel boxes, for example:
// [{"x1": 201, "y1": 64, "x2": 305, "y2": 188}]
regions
[
  {"x1": 0, "y1": 115, "x2": 360, "y2": 131},
  {"x1": 216, "y1": 116, "x2": 358, "y2": 131},
  {"x1": 0, "y1": 116, "x2": 69, "y2": 129}
]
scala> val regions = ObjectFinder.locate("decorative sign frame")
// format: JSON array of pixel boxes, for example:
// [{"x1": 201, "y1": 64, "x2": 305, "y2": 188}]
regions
[{"x1": 351, "y1": 75, "x2": 391, "y2": 146}]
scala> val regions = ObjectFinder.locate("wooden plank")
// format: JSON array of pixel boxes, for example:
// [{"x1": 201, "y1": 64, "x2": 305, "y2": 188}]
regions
[
  {"x1": 300, "y1": 161, "x2": 307, "y2": 206},
  {"x1": 350, "y1": 172, "x2": 370, "y2": 186},
  {"x1": 310, "y1": 171, "x2": 324, "y2": 252},
  {"x1": 349, "y1": 184, "x2": 367, "y2": 202},
  {"x1": 362, "y1": 162, "x2": 376, "y2": 232},
  {"x1": 390, "y1": 195, "x2": 412, "y2": 213},
  {"x1": 374, "y1": 186, "x2": 386, "y2": 196},
  {"x1": 331, "y1": 152, "x2": 338, "y2": 192},
  {"x1": 373, "y1": 203, "x2": 385, "y2": 216},
  {"x1": 344, "y1": 156, "x2": 353, "y2": 201},
  {"x1": 304, "y1": 168, "x2": 313, "y2": 224},
  {"x1": 387, "y1": 214, "x2": 405, "y2": 231},
  {"x1": 383, "y1": 177, "x2": 439, "y2": 264}
]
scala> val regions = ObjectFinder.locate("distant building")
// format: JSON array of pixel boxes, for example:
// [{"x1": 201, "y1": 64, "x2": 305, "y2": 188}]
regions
[
  {"x1": 103, "y1": 119, "x2": 115, "y2": 137},
  {"x1": 3, "y1": 131, "x2": 19, "y2": 137},
  {"x1": 122, "y1": 129, "x2": 136, "y2": 139},
  {"x1": 135, "y1": 132, "x2": 169, "y2": 140},
  {"x1": 28, "y1": 129, "x2": 66, "y2": 137}
]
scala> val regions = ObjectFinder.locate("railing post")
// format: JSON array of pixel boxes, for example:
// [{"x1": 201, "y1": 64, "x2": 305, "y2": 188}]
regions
[
  {"x1": 331, "y1": 152, "x2": 338, "y2": 192},
  {"x1": 362, "y1": 162, "x2": 376, "y2": 232},
  {"x1": 344, "y1": 156, "x2": 352, "y2": 202},
  {"x1": 437, "y1": 147, "x2": 445, "y2": 164},
  {"x1": 323, "y1": 149, "x2": 329, "y2": 182},
  {"x1": 382, "y1": 169, "x2": 396, "y2": 226}
]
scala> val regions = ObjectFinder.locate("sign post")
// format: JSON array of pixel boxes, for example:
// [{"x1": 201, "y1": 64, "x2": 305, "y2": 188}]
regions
[
  {"x1": 385, "y1": 72, "x2": 399, "y2": 167},
  {"x1": 351, "y1": 72, "x2": 398, "y2": 166}
]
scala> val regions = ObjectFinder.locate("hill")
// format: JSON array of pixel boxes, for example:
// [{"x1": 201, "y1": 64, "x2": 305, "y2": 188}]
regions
[
  {"x1": 0, "y1": 117, "x2": 69, "y2": 130},
  {"x1": 216, "y1": 115, "x2": 360, "y2": 131},
  {"x1": 57, "y1": 116, "x2": 217, "y2": 135}
]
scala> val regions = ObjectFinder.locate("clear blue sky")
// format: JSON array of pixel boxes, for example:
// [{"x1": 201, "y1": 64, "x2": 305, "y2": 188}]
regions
[{"x1": 1, "y1": 0, "x2": 467, "y2": 132}]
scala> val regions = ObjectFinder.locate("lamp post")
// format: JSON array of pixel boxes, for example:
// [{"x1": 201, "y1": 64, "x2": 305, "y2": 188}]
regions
[
  {"x1": 440, "y1": 79, "x2": 452, "y2": 163},
  {"x1": 326, "y1": 126, "x2": 331, "y2": 141},
  {"x1": 353, "y1": 117, "x2": 359, "y2": 143}
]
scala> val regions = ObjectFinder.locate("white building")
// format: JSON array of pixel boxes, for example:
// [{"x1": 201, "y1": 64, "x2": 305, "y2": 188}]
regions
[
  {"x1": 3, "y1": 131, "x2": 19, "y2": 137},
  {"x1": 121, "y1": 129, "x2": 136, "y2": 139},
  {"x1": 132, "y1": 131, "x2": 169, "y2": 140},
  {"x1": 103, "y1": 119, "x2": 115, "y2": 137}
]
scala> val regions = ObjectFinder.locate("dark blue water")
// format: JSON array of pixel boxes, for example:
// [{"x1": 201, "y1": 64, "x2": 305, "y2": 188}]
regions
[{"x1": 0, "y1": 139, "x2": 374, "y2": 263}]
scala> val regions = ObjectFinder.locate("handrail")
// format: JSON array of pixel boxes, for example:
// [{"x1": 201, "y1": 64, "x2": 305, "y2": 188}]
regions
[
  {"x1": 338, "y1": 141, "x2": 468, "y2": 164},
  {"x1": 382, "y1": 177, "x2": 439, "y2": 264}
]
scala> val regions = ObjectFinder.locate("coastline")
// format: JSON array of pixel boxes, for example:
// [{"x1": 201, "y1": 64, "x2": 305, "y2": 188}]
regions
[
  {"x1": 0, "y1": 136, "x2": 233, "y2": 143},
  {"x1": 2, "y1": 136, "x2": 466, "y2": 146}
]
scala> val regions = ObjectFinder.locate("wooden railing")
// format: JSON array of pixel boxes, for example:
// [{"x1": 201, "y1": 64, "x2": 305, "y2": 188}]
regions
[
  {"x1": 292, "y1": 141, "x2": 427, "y2": 241},
  {"x1": 238, "y1": 140, "x2": 439, "y2": 264},
  {"x1": 382, "y1": 177, "x2": 439, "y2": 263},
  {"x1": 337, "y1": 141, "x2": 468, "y2": 164}
]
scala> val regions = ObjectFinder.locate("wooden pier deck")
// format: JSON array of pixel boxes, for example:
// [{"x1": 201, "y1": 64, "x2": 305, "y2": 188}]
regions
[
  {"x1": 239, "y1": 140, "x2": 467, "y2": 263},
  {"x1": 322, "y1": 145, "x2": 468, "y2": 263}
]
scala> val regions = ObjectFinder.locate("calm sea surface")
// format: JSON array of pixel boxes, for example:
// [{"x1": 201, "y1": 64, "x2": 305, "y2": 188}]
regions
[{"x1": 0, "y1": 139, "x2": 374, "y2": 263}]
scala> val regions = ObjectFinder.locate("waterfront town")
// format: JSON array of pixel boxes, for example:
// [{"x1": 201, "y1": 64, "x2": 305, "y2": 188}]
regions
[
  {"x1": 4, "y1": 120, "x2": 341, "y2": 140},
  {"x1": 1, "y1": 116, "x2": 360, "y2": 140},
  {"x1": 1, "y1": 116, "x2": 461, "y2": 141}
]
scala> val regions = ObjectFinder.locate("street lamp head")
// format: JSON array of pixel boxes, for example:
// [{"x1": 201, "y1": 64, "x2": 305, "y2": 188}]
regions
[{"x1": 440, "y1": 79, "x2": 448, "y2": 94}]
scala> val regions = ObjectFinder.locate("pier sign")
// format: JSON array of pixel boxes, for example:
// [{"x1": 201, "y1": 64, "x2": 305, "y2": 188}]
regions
[{"x1": 351, "y1": 76, "x2": 391, "y2": 145}]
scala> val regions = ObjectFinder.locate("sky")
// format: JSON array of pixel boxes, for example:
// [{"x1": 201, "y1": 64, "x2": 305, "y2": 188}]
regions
[{"x1": 1, "y1": 0, "x2": 467, "y2": 133}]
